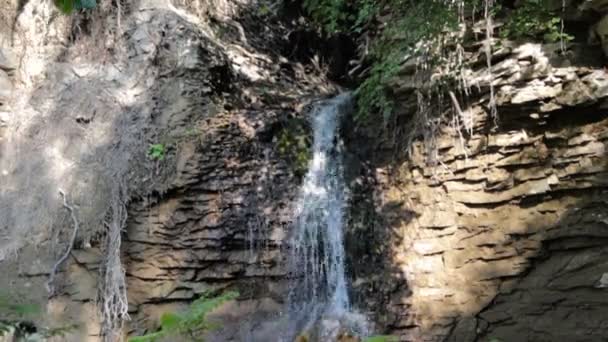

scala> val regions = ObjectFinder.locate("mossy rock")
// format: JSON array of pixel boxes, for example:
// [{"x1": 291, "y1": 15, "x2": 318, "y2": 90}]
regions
[{"x1": 275, "y1": 117, "x2": 312, "y2": 177}]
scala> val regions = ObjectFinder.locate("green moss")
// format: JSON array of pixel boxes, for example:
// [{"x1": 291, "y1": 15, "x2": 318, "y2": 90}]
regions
[
  {"x1": 275, "y1": 119, "x2": 311, "y2": 177},
  {"x1": 128, "y1": 291, "x2": 238, "y2": 342}
]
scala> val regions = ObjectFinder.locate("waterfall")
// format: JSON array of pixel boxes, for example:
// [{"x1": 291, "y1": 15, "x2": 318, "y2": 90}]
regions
[{"x1": 285, "y1": 93, "x2": 368, "y2": 340}]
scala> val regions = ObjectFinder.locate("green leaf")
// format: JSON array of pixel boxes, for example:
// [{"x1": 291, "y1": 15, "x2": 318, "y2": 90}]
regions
[
  {"x1": 54, "y1": 0, "x2": 75, "y2": 14},
  {"x1": 148, "y1": 144, "x2": 166, "y2": 161}
]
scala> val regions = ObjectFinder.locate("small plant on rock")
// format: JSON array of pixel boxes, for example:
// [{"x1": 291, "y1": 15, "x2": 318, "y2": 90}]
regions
[
  {"x1": 128, "y1": 291, "x2": 239, "y2": 342},
  {"x1": 148, "y1": 143, "x2": 166, "y2": 161}
]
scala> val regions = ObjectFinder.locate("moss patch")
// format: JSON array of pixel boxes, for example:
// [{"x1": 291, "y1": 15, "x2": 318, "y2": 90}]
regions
[{"x1": 275, "y1": 118, "x2": 312, "y2": 178}]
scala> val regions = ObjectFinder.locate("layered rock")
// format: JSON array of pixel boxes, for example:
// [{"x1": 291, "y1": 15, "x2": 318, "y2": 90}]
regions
[
  {"x1": 0, "y1": 0, "x2": 333, "y2": 340},
  {"x1": 348, "y1": 34, "x2": 608, "y2": 342}
]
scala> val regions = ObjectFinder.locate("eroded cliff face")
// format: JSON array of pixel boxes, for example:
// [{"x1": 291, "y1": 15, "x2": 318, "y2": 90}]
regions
[
  {"x1": 348, "y1": 24, "x2": 608, "y2": 342},
  {"x1": 3, "y1": 0, "x2": 608, "y2": 341},
  {"x1": 0, "y1": 0, "x2": 335, "y2": 340}
]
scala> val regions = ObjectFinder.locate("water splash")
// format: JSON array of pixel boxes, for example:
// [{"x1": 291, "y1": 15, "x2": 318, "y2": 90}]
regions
[{"x1": 286, "y1": 93, "x2": 369, "y2": 340}]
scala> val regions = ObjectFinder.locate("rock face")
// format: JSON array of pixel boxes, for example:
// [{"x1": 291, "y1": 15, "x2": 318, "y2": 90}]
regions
[
  {"x1": 0, "y1": 0, "x2": 333, "y2": 340},
  {"x1": 3, "y1": 0, "x2": 608, "y2": 341},
  {"x1": 348, "y1": 36, "x2": 608, "y2": 342}
]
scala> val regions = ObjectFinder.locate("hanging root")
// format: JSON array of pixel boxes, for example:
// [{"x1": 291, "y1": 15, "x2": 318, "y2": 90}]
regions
[
  {"x1": 46, "y1": 189, "x2": 80, "y2": 297},
  {"x1": 98, "y1": 185, "x2": 130, "y2": 342},
  {"x1": 484, "y1": 0, "x2": 498, "y2": 122}
]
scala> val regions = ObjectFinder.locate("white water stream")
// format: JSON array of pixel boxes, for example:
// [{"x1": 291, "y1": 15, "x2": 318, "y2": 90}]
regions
[{"x1": 285, "y1": 93, "x2": 368, "y2": 340}]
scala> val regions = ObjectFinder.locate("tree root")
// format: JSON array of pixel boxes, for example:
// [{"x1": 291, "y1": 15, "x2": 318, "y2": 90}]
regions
[{"x1": 46, "y1": 189, "x2": 79, "y2": 297}]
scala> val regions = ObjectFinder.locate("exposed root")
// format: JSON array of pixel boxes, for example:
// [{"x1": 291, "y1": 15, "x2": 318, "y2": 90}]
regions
[
  {"x1": 46, "y1": 190, "x2": 80, "y2": 297},
  {"x1": 484, "y1": 0, "x2": 498, "y2": 122},
  {"x1": 449, "y1": 91, "x2": 470, "y2": 161},
  {"x1": 98, "y1": 185, "x2": 130, "y2": 342}
]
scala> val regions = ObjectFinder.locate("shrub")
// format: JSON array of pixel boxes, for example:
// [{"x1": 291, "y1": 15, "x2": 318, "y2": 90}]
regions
[{"x1": 500, "y1": 0, "x2": 573, "y2": 43}]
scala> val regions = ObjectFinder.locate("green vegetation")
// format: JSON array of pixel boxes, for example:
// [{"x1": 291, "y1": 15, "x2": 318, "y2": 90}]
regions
[
  {"x1": 302, "y1": 0, "x2": 379, "y2": 34},
  {"x1": 356, "y1": 0, "x2": 461, "y2": 123},
  {"x1": 500, "y1": 0, "x2": 573, "y2": 43},
  {"x1": 148, "y1": 143, "x2": 166, "y2": 161},
  {"x1": 302, "y1": 0, "x2": 464, "y2": 122},
  {"x1": 302, "y1": 0, "x2": 572, "y2": 125},
  {"x1": 275, "y1": 119, "x2": 311, "y2": 177},
  {"x1": 0, "y1": 295, "x2": 40, "y2": 336},
  {"x1": 0, "y1": 294, "x2": 79, "y2": 339},
  {"x1": 54, "y1": 0, "x2": 97, "y2": 14},
  {"x1": 128, "y1": 291, "x2": 238, "y2": 342}
]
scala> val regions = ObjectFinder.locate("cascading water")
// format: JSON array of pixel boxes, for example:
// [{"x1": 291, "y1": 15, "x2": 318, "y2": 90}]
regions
[{"x1": 284, "y1": 93, "x2": 368, "y2": 341}]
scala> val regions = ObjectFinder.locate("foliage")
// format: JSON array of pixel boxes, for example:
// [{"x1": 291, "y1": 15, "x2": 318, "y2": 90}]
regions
[
  {"x1": 303, "y1": 0, "x2": 574, "y2": 127},
  {"x1": 275, "y1": 119, "x2": 311, "y2": 177},
  {"x1": 128, "y1": 291, "x2": 238, "y2": 342},
  {"x1": 148, "y1": 143, "x2": 166, "y2": 161},
  {"x1": 363, "y1": 336, "x2": 399, "y2": 342},
  {"x1": 500, "y1": 0, "x2": 573, "y2": 43},
  {"x1": 354, "y1": 0, "x2": 460, "y2": 122},
  {"x1": 302, "y1": 0, "x2": 378, "y2": 34},
  {"x1": 54, "y1": 0, "x2": 97, "y2": 14}
]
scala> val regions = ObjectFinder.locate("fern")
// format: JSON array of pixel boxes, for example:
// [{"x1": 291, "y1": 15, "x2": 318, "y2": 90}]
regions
[{"x1": 128, "y1": 291, "x2": 238, "y2": 342}]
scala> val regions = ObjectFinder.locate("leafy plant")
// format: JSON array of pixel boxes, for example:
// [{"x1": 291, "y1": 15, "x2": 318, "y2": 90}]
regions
[
  {"x1": 302, "y1": 0, "x2": 378, "y2": 34},
  {"x1": 500, "y1": 0, "x2": 573, "y2": 43},
  {"x1": 148, "y1": 144, "x2": 166, "y2": 161},
  {"x1": 128, "y1": 291, "x2": 238, "y2": 342},
  {"x1": 354, "y1": 0, "x2": 460, "y2": 122}
]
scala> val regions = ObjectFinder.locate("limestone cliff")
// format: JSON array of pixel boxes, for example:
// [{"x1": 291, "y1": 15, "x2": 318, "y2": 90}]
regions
[
  {"x1": 0, "y1": 0, "x2": 333, "y2": 340},
  {"x1": 347, "y1": 9, "x2": 608, "y2": 342},
  {"x1": 2, "y1": 0, "x2": 608, "y2": 341}
]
